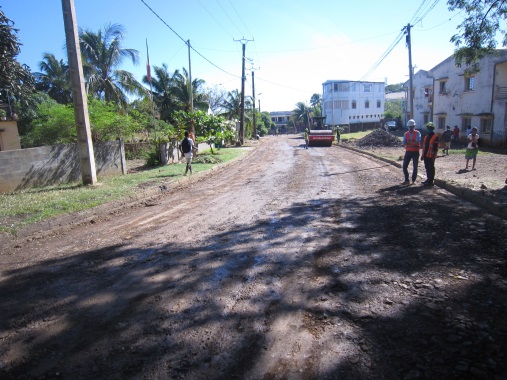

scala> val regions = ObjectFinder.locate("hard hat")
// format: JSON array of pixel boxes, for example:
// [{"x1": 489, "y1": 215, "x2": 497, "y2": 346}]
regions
[
  {"x1": 426, "y1": 122, "x2": 435, "y2": 129},
  {"x1": 407, "y1": 119, "x2": 416, "y2": 127}
]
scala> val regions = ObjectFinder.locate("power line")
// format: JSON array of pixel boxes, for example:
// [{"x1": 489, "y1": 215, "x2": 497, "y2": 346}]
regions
[
  {"x1": 215, "y1": 0, "x2": 243, "y2": 36},
  {"x1": 226, "y1": 0, "x2": 254, "y2": 39},
  {"x1": 196, "y1": 0, "x2": 234, "y2": 39},
  {"x1": 139, "y1": 0, "x2": 239, "y2": 78}
]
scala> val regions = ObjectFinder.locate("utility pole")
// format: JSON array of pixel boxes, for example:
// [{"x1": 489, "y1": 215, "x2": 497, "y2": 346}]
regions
[
  {"x1": 61, "y1": 0, "x2": 97, "y2": 186},
  {"x1": 250, "y1": 65, "x2": 260, "y2": 140},
  {"x1": 234, "y1": 38, "x2": 253, "y2": 145},
  {"x1": 187, "y1": 40, "x2": 195, "y2": 137},
  {"x1": 404, "y1": 23, "x2": 414, "y2": 121}
]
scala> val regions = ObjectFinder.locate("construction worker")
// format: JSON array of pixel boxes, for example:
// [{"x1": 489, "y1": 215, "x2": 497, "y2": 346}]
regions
[
  {"x1": 401, "y1": 119, "x2": 421, "y2": 185},
  {"x1": 421, "y1": 122, "x2": 440, "y2": 186},
  {"x1": 303, "y1": 128, "x2": 309, "y2": 149}
]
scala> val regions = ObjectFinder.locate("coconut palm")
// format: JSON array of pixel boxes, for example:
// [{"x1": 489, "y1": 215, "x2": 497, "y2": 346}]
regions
[
  {"x1": 170, "y1": 67, "x2": 208, "y2": 113},
  {"x1": 34, "y1": 53, "x2": 72, "y2": 104},
  {"x1": 220, "y1": 89, "x2": 251, "y2": 122},
  {"x1": 143, "y1": 63, "x2": 177, "y2": 121},
  {"x1": 310, "y1": 93, "x2": 322, "y2": 117},
  {"x1": 79, "y1": 23, "x2": 144, "y2": 106},
  {"x1": 292, "y1": 102, "x2": 311, "y2": 129}
]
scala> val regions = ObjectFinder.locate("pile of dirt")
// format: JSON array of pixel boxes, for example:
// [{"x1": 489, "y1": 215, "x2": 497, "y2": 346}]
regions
[{"x1": 354, "y1": 128, "x2": 403, "y2": 148}]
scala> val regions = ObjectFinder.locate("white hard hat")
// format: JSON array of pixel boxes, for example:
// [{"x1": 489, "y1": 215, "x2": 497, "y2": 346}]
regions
[{"x1": 407, "y1": 119, "x2": 416, "y2": 127}]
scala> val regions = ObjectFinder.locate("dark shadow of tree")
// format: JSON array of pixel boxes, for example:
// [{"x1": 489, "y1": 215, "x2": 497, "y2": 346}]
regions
[{"x1": 0, "y1": 190, "x2": 505, "y2": 379}]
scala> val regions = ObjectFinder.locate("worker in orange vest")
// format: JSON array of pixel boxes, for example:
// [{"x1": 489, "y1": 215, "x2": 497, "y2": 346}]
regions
[
  {"x1": 421, "y1": 122, "x2": 440, "y2": 186},
  {"x1": 401, "y1": 119, "x2": 421, "y2": 185}
]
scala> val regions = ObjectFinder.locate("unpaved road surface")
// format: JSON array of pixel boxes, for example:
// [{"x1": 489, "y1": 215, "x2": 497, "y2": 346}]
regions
[{"x1": 1, "y1": 135, "x2": 506, "y2": 379}]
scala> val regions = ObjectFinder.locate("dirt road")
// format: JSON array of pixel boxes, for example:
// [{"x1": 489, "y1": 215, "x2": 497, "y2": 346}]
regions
[{"x1": 1, "y1": 135, "x2": 506, "y2": 379}]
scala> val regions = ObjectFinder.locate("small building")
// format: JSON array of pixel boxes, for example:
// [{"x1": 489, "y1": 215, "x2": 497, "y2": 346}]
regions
[
  {"x1": 270, "y1": 111, "x2": 292, "y2": 133},
  {"x1": 322, "y1": 80, "x2": 385, "y2": 129},
  {"x1": 406, "y1": 49, "x2": 507, "y2": 147}
]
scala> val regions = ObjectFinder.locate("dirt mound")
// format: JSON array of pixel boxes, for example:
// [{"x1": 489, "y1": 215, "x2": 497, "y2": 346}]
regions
[{"x1": 355, "y1": 128, "x2": 403, "y2": 148}]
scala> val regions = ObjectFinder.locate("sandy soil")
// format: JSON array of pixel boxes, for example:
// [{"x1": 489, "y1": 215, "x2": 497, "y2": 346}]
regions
[{"x1": 0, "y1": 135, "x2": 506, "y2": 379}]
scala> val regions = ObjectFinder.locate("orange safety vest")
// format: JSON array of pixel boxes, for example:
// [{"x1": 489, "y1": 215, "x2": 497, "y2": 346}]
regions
[
  {"x1": 404, "y1": 131, "x2": 420, "y2": 152},
  {"x1": 423, "y1": 134, "x2": 439, "y2": 159}
]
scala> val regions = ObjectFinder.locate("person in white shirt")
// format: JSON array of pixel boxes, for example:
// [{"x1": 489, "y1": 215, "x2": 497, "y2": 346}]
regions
[{"x1": 465, "y1": 126, "x2": 479, "y2": 171}]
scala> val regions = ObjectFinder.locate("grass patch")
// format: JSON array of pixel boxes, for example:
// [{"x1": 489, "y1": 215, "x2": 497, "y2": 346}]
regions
[
  {"x1": 341, "y1": 131, "x2": 371, "y2": 140},
  {"x1": 0, "y1": 147, "x2": 246, "y2": 235}
]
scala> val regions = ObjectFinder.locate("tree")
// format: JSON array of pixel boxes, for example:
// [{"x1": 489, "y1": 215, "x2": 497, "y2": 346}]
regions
[
  {"x1": 292, "y1": 102, "x2": 311, "y2": 129},
  {"x1": 204, "y1": 85, "x2": 227, "y2": 114},
  {"x1": 448, "y1": 0, "x2": 507, "y2": 71},
  {"x1": 0, "y1": 7, "x2": 35, "y2": 107},
  {"x1": 310, "y1": 93, "x2": 322, "y2": 117},
  {"x1": 170, "y1": 67, "x2": 208, "y2": 113},
  {"x1": 79, "y1": 23, "x2": 144, "y2": 106},
  {"x1": 172, "y1": 110, "x2": 235, "y2": 152},
  {"x1": 34, "y1": 53, "x2": 72, "y2": 104},
  {"x1": 20, "y1": 95, "x2": 150, "y2": 147},
  {"x1": 385, "y1": 83, "x2": 404, "y2": 93},
  {"x1": 220, "y1": 89, "x2": 242, "y2": 121},
  {"x1": 384, "y1": 99, "x2": 403, "y2": 121},
  {"x1": 143, "y1": 63, "x2": 177, "y2": 121}
]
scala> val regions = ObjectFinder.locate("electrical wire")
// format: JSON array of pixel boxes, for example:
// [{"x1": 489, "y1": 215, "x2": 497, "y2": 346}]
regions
[{"x1": 139, "y1": 0, "x2": 240, "y2": 78}]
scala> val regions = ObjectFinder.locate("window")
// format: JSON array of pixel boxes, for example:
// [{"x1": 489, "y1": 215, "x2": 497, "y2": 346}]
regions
[
  {"x1": 350, "y1": 84, "x2": 356, "y2": 92},
  {"x1": 461, "y1": 117, "x2": 472, "y2": 132},
  {"x1": 438, "y1": 116, "x2": 446, "y2": 130},
  {"x1": 465, "y1": 76, "x2": 475, "y2": 91},
  {"x1": 334, "y1": 100, "x2": 349, "y2": 109},
  {"x1": 439, "y1": 81, "x2": 447, "y2": 94},
  {"x1": 480, "y1": 118, "x2": 493, "y2": 133},
  {"x1": 363, "y1": 84, "x2": 372, "y2": 92},
  {"x1": 423, "y1": 114, "x2": 429, "y2": 124},
  {"x1": 377, "y1": 100, "x2": 381, "y2": 108},
  {"x1": 365, "y1": 100, "x2": 370, "y2": 109},
  {"x1": 334, "y1": 83, "x2": 348, "y2": 92},
  {"x1": 352, "y1": 100, "x2": 357, "y2": 109}
]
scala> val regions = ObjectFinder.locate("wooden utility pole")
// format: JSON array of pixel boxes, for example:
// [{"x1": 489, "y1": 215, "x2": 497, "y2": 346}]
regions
[
  {"x1": 251, "y1": 67, "x2": 259, "y2": 140},
  {"x1": 61, "y1": 0, "x2": 96, "y2": 185},
  {"x1": 234, "y1": 38, "x2": 253, "y2": 145},
  {"x1": 187, "y1": 40, "x2": 195, "y2": 136},
  {"x1": 404, "y1": 23, "x2": 414, "y2": 121}
]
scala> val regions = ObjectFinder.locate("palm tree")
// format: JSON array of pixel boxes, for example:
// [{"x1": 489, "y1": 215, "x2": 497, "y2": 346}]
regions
[
  {"x1": 310, "y1": 93, "x2": 322, "y2": 117},
  {"x1": 292, "y1": 102, "x2": 311, "y2": 129},
  {"x1": 34, "y1": 53, "x2": 72, "y2": 104},
  {"x1": 79, "y1": 23, "x2": 144, "y2": 106},
  {"x1": 143, "y1": 63, "x2": 177, "y2": 121},
  {"x1": 220, "y1": 89, "x2": 251, "y2": 122},
  {"x1": 170, "y1": 67, "x2": 208, "y2": 113}
]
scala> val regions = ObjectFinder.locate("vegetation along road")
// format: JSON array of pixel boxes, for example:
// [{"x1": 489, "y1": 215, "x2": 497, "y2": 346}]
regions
[{"x1": 1, "y1": 135, "x2": 506, "y2": 379}]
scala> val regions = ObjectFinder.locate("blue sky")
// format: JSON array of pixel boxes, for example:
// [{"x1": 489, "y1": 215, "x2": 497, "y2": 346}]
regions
[{"x1": 2, "y1": 0, "x2": 466, "y2": 111}]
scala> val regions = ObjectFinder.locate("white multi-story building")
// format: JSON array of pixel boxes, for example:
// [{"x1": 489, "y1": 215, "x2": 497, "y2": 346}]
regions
[
  {"x1": 406, "y1": 49, "x2": 507, "y2": 147},
  {"x1": 270, "y1": 111, "x2": 292, "y2": 133},
  {"x1": 322, "y1": 80, "x2": 385, "y2": 127}
]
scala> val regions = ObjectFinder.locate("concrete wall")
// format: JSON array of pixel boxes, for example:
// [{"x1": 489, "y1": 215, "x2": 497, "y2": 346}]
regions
[
  {"x1": 0, "y1": 120, "x2": 22, "y2": 151},
  {"x1": 0, "y1": 140, "x2": 126, "y2": 193}
]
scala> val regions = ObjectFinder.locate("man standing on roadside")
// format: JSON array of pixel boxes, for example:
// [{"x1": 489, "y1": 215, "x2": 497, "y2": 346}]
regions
[
  {"x1": 179, "y1": 131, "x2": 195, "y2": 175},
  {"x1": 442, "y1": 125, "x2": 452, "y2": 155},
  {"x1": 421, "y1": 122, "x2": 440, "y2": 186},
  {"x1": 401, "y1": 119, "x2": 421, "y2": 185}
]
